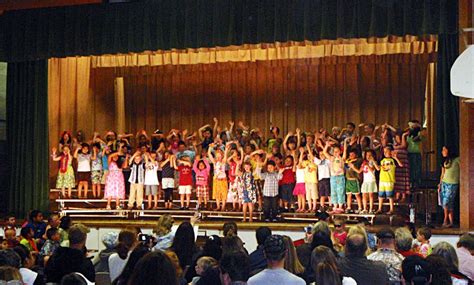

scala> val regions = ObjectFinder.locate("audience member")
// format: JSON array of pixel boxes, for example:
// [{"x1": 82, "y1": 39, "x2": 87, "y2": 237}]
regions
[
  {"x1": 402, "y1": 255, "x2": 432, "y2": 285},
  {"x1": 165, "y1": 250, "x2": 187, "y2": 285},
  {"x1": 0, "y1": 249, "x2": 21, "y2": 268},
  {"x1": 395, "y1": 227, "x2": 421, "y2": 258},
  {"x1": 0, "y1": 266, "x2": 23, "y2": 283},
  {"x1": 40, "y1": 227, "x2": 61, "y2": 264},
  {"x1": 93, "y1": 231, "x2": 118, "y2": 272},
  {"x1": 42, "y1": 213, "x2": 60, "y2": 241},
  {"x1": 25, "y1": 210, "x2": 47, "y2": 241},
  {"x1": 223, "y1": 222, "x2": 239, "y2": 237},
  {"x1": 58, "y1": 216, "x2": 72, "y2": 247},
  {"x1": 296, "y1": 221, "x2": 331, "y2": 272},
  {"x1": 61, "y1": 272, "x2": 94, "y2": 285},
  {"x1": 108, "y1": 228, "x2": 138, "y2": 282},
  {"x1": 186, "y1": 235, "x2": 222, "y2": 282},
  {"x1": 45, "y1": 223, "x2": 95, "y2": 283},
  {"x1": 220, "y1": 251, "x2": 251, "y2": 285},
  {"x1": 282, "y1": 236, "x2": 305, "y2": 278},
  {"x1": 249, "y1": 227, "x2": 272, "y2": 274},
  {"x1": 338, "y1": 233, "x2": 389, "y2": 285},
  {"x1": 12, "y1": 245, "x2": 41, "y2": 285},
  {"x1": 222, "y1": 235, "x2": 247, "y2": 255},
  {"x1": 19, "y1": 227, "x2": 38, "y2": 253},
  {"x1": 191, "y1": 256, "x2": 218, "y2": 285},
  {"x1": 3, "y1": 228, "x2": 19, "y2": 249},
  {"x1": 425, "y1": 254, "x2": 452, "y2": 285},
  {"x1": 248, "y1": 235, "x2": 305, "y2": 285},
  {"x1": 195, "y1": 266, "x2": 222, "y2": 285},
  {"x1": 332, "y1": 218, "x2": 347, "y2": 247},
  {"x1": 171, "y1": 222, "x2": 197, "y2": 271},
  {"x1": 3, "y1": 214, "x2": 16, "y2": 231},
  {"x1": 310, "y1": 245, "x2": 356, "y2": 285},
  {"x1": 456, "y1": 233, "x2": 474, "y2": 280},
  {"x1": 432, "y1": 241, "x2": 471, "y2": 284},
  {"x1": 112, "y1": 244, "x2": 150, "y2": 285},
  {"x1": 127, "y1": 251, "x2": 178, "y2": 285},
  {"x1": 153, "y1": 214, "x2": 175, "y2": 251},
  {"x1": 357, "y1": 218, "x2": 376, "y2": 251},
  {"x1": 415, "y1": 227, "x2": 432, "y2": 258},
  {"x1": 367, "y1": 228, "x2": 404, "y2": 284}
]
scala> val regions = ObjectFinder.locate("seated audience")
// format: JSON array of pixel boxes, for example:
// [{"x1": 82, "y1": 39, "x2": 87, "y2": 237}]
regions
[
  {"x1": 108, "y1": 228, "x2": 138, "y2": 282},
  {"x1": 415, "y1": 227, "x2": 432, "y2": 258},
  {"x1": 401, "y1": 255, "x2": 432, "y2": 285},
  {"x1": 12, "y1": 245, "x2": 41, "y2": 285},
  {"x1": 93, "y1": 231, "x2": 119, "y2": 272},
  {"x1": 3, "y1": 228, "x2": 19, "y2": 249},
  {"x1": 338, "y1": 233, "x2": 389, "y2": 285},
  {"x1": 127, "y1": 251, "x2": 178, "y2": 285},
  {"x1": 0, "y1": 266, "x2": 23, "y2": 283},
  {"x1": 42, "y1": 213, "x2": 60, "y2": 241},
  {"x1": 171, "y1": 222, "x2": 197, "y2": 279},
  {"x1": 332, "y1": 218, "x2": 347, "y2": 247},
  {"x1": 395, "y1": 227, "x2": 421, "y2": 258},
  {"x1": 223, "y1": 222, "x2": 239, "y2": 238},
  {"x1": 25, "y1": 210, "x2": 47, "y2": 241},
  {"x1": 282, "y1": 236, "x2": 305, "y2": 279},
  {"x1": 310, "y1": 245, "x2": 356, "y2": 285},
  {"x1": 425, "y1": 254, "x2": 453, "y2": 285},
  {"x1": 249, "y1": 227, "x2": 272, "y2": 274},
  {"x1": 61, "y1": 272, "x2": 94, "y2": 285},
  {"x1": 221, "y1": 235, "x2": 247, "y2": 256},
  {"x1": 165, "y1": 251, "x2": 187, "y2": 285},
  {"x1": 367, "y1": 228, "x2": 404, "y2": 284},
  {"x1": 186, "y1": 235, "x2": 222, "y2": 282},
  {"x1": 0, "y1": 249, "x2": 21, "y2": 268},
  {"x1": 432, "y1": 241, "x2": 472, "y2": 284},
  {"x1": 58, "y1": 216, "x2": 72, "y2": 246},
  {"x1": 153, "y1": 214, "x2": 175, "y2": 251},
  {"x1": 191, "y1": 256, "x2": 218, "y2": 285},
  {"x1": 220, "y1": 251, "x2": 251, "y2": 285},
  {"x1": 456, "y1": 233, "x2": 474, "y2": 280},
  {"x1": 112, "y1": 244, "x2": 150, "y2": 285},
  {"x1": 248, "y1": 235, "x2": 305, "y2": 285},
  {"x1": 19, "y1": 227, "x2": 38, "y2": 253},
  {"x1": 3, "y1": 214, "x2": 17, "y2": 231},
  {"x1": 297, "y1": 221, "x2": 331, "y2": 272},
  {"x1": 40, "y1": 227, "x2": 61, "y2": 264},
  {"x1": 45, "y1": 223, "x2": 95, "y2": 283}
]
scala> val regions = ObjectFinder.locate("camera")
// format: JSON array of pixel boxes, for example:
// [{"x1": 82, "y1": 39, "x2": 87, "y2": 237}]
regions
[{"x1": 138, "y1": 234, "x2": 154, "y2": 244}]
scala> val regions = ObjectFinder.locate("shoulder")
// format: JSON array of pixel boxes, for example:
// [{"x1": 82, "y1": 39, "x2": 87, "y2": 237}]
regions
[{"x1": 342, "y1": 276, "x2": 357, "y2": 285}]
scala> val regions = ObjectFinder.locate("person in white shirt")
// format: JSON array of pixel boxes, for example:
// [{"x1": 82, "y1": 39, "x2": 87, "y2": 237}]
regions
[
  {"x1": 248, "y1": 235, "x2": 305, "y2": 285},
  {"x1": 108, "y1": 229, "x2": 138, "y2": 282}
]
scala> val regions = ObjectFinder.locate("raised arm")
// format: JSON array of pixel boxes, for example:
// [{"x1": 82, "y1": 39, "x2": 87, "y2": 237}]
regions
[
  {"x1": 342, "y1": 139, "x2": 348, "y2": 160},
  {"x1": 91, "y1": 147, "x2": 97, "y2": 161},
  {"x1": 323, "y1": 141, "x2": 332, "y2": 161},
  {"x1": 306, "y1": 143, "x2": 315, "y2": 161},
  {"x1": 295, "y1": 128, "x2": 301, "y2": 149},
  {"x1": 207, "y1": 144, "x2": 216, "y2": 164},
  {"x1": 51, "y1": 148, "x2": 62, "y2": 162},
  {"x1": 283, "y1": 132, "x2": 292, "y2": 153},
  {"x1": 73, "y1": 147, "x2": 80, "y2": 159}
]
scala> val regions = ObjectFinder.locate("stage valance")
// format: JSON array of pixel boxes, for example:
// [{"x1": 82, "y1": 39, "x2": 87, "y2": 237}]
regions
[
  {"x1": 0, "y1": 0, "x2": 457, "y2": 62},
  {"x1": 91, "y1": 36, "x2": 437, "y2": 67}
]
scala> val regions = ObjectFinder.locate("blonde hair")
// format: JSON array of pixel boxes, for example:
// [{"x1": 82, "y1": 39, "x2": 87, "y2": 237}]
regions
[
  {"x1": 154, "y1": 215, "x2": 174, "y2": 236},
  {"x1": 0, "y1": 266, "x2": 23, "y2": 282},
  {"x1": 282, "y1": 236, "x2": 305, "y2": 275},
  {"x1": 312, "y1": 221, "x2": 331, "y2": 236},
  {"x1": 347, "y1": 225, "x2": 371, "y2": 255},
  {"x1": 197, "y1": 256, "x2": 218, "y2": 272}
]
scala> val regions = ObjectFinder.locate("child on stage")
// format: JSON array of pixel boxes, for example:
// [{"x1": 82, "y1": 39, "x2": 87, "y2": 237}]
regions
[
  {"x1": 239, "y1": 161, "x2": 257, "y2": 222},
  {"x1": 193, "y1": 155, "x2": 211, "y2": 210},
  {"x1": 104, "y1": 152, "x2": 127, "y2": 210},
  {"x1": 175, "y1": 155, "x2": 193, "y2": 210},
  {"x1": 52, "y1": 145, "x2": 75, "y2": 199},
  {"x1": 323, "y1": 141, "x2": 345, "y2": 213},
  {"x1": 74, "y1": 143, "x2": 92, "y2": 198},
  {"x1": 91, "y1": 142, "x2": 103, "y2": 198},
  {"x1": 208, "y1": 143, "x2": 229, "y2": 212},
  {"x1": 127, "y1": 150, "x2": 145, "y2": 209},
  {"x1": 261, "y1": 160, "x2": 284, "y2": 222},
  {"x1": 160, "y1": 151, "x2": 176, "y2": 209},
  {"x1": 374, "y1": 146, "x2": 403, "y2": 214},
  {"x1": 144, "y1": 151, "x2": 160, "y2": 209},
  {"x1": 293, "y1": 149, "x2": 307, "y2": 212}
]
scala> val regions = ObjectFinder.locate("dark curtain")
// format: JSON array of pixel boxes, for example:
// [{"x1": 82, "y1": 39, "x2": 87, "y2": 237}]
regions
[
  {"x1": 0, "y1": 0, "x2": 458, "y2": 62},
  {"x1": 7, "y1": 60, "x2": 49, "y2": 217}
]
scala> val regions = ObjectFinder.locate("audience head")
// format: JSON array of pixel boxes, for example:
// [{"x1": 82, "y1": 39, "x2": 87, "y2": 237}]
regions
[
  {"x1": 164, "y1": 251, "x2": 184, "y2": 279},
  {"x1": 282, "y1": 236, "x2": 304, "y2": 275},
  {"x1": 128, "y1": 251, "x2": 178, "y2": 285},
  {"x1": 47, "y1": 227, "x2": 60, "y2": 242},
  {"x1": 223, "y1": 222, "x2": 238, "y2": 237},
  {"x1": 256, "y1": 227, "x2": 272, "y2": 246},
  {"x1": 20, "y1": 227, "x2": 33, "y2": 240},
  {"x1": 345, "y1": 233, "x2": 368, "y2": 258},
  {"x1": 12, "y1": 245, "x2": 34, "y2": 269},
  {"x1": 432, "y1": 241, "x2": 459, "y2": 272},
  {"x1": 311, "y1": 221, "x2": 331, "y2": 236},
  {"x1": 172, "y1": 221, "x2": 195, "y2": 268},
  {"x1": 395, "y1": 227, "x2": 414, "y2": 252},
  {"x1": 402, "y1": 255, "x2": 432, "y2": 285},
  {"x1": 60, "y1": 272, "x2": 93, "y2": 285},
  {"x1": 220, "y1": 251, "x2": 250, "y2": 285},
  {"x1": 202, "y1": 235, "x2": 223, "y2": 261},
  {"x1": 5, "y1": 215, "x2": 16, "y2": 227},
  {"x1": 310, "y1": 231, "x2": 335, "y2": 252},
  {"x1": 0, "y1": 249, "x2": 21, "y2": 268},
  {"x1": 376, "y1": 228, "x2": 395, "y2": 248},
  {"x1": 195, "y1": 256, "x2": 218, "y2": 276},
  {"x1": 222, "y1": 235, "x2": 246, "y2": 255},
  {"x1": 68, "y1": 224, "x2": 89, "y2": 248},
  {"x1": 0, "y1": 266, "x2": 22, "y2": 283},
  {"x1": 29, "y1": 210, "x2": 43, "y2": 223},
  {"x1": 311, "y1": 246, "x2": 342, "y2": 285},
  {"x1": 59, "y1": 216, "x2": 72, "y2": 230},
  {"x1": 425, "y1": 254, "x2": 451, "y2": 285},
  {"x1": 416, "y1": 227, "x2": 431, "y2": 243},
  {"x1": 457, "y1": 233, "x2": 474, "y2": 254},
  {"x1": 116, "y1": 228, "x2": 138, "y2": 259},
  {"x1": 4, "y1": 228, "x2": 16, "y2": 241},
  {"x1": 101, "y1": 232, "x2": 119, "y2": 250},
  {"x1": 48, "y1": 213, "x2": 61, "y2": 228},
  {"x1": 0, "y1": 238, "x2": 7, "y2": 250},
  {"x1": 264, "y1": 235, "x2": 287, "y2": 265}
]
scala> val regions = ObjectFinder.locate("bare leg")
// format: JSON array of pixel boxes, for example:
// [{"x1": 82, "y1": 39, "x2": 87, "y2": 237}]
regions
[
  {"x1": 242, "y1": 203, "x2": 248, "y2": 222},
  {"x1": 249, "y1": 203, "x2": 254, "y2": 222},
  {"x1": 377, "y1": 197, "x2": 384, "y2": 212},
  {"x1": 84, "y1": 182, "x2": 89, "y2": 198},
  {"x1": 147, "y1": 195, "x2": 152, "y2": 209},
  {"x1": 320, "y1": 196, "x2": 326, "y2": 209},
  {"x1": 186, "y1": 194, "x2": 191, "y2": 208},
  {"x1": 355, "y1": 194, "x2": 362, "y2": 211},
  {"x1": 204, "y1": 197, "x2": 208, "y2": 208},
  {"x1": 180, "y1": 194, "x2": 185, "y2": 208},
  {"x1": 61, "y1": 187, "x2": 65, "y2": 198},
  {"x1": 153, "y1": 195, "x2": 158, "y2": 208},
  {"x1": 106, "y1": 197, "x2": 112, "y2": 209},
  {"x1": 97, "y1": 184, "x2": 101, "y2": 197},
  {"x1": 369, "y1": 193, "x2": 374, "y2": 212},
  {"x1": 346, "y1": 193, "x2": 352, "y2": 210},
  {"x1": 388, "y1": 198, "x2": 394, "y2": 213},
  {"x1": 362, "y1": 193, "x2": 368, "y2": 211}
]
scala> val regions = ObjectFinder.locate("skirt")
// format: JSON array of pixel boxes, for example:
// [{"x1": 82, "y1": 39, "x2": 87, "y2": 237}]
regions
[
  {"x1": 293, "y1": 183, "x2": 306, "y2": 196},
  {"x1": 56, "y1": 166, "x2": 75, "y2": 189},
  {"x1": 440, "y1": 182, "x2": 458, "y2": 210}
]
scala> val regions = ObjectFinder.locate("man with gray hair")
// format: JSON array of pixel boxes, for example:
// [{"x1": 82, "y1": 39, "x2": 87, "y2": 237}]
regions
[
  {"x1": 395, "y1": 227, "x2": 421, "y2": 258},
  {"x1": 456, "y1": 233, "x2": 474, "y2": 280}
]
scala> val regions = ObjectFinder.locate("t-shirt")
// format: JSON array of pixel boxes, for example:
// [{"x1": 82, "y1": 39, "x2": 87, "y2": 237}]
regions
[
  {"x1": 407, "y1": 135, "x2": 422, "y2": 153},
  {"x1": 77, "y1": 153, "x2": 91, "y2": 172},
  {"x1": 442, "y1": 157, "x2": 460, "y2": 184},
  {"x1": 102, "y1": 154, "x2": 109, "y2": 171},
  {"x1": 228, "y1": 161, "x2": 238, "y2": 183},
  {"x1": 214, "y1": 161, "x2": 227, "y2": 180},
  {"x1": 161, "y1": 162, "x2": 175, "y2": 178},
  {"x1": 295, "y1": 168, "x2": 305, "y2": 183},
  {"x1": 281, "y1": 167, "x2": 296, "y2": 184},
  {"x1": 302, "y1": 161, "x2": 317, "y2": 184},
  {"x1": 345, "y1": 158, "x2": 361, "y2": 180},
  {"x1": 248, "y1": 268, "x2": 305, "y2": 285},
  {"x1": 144, "y1": 162, "x2": 159, "y2": 185},
  {"x1": 380, "y1": 158, "x2": 396, "y2": 183},
  {"x1": 314, "y1": 157, "x2": 330, "y2": 180},
  {"x1": 91, "y1": 153, "x2": 102, "y2": 171},
  {"x1": 330, "y1": 157, "x2": 344, "y2": 176},
  {"x1": 178, "y1": 165, "x2": 193, "y2": 186},
  {"x1": 361, "y1": 161, "x2": 376, "y2": 183}
]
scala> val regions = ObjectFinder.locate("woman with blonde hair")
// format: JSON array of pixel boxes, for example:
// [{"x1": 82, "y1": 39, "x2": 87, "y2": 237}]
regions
[
  {"x1": 0, "y1": 266, "x2": 23, "y2": 283},
  {"x1": 347, "y1": 225, "x2": 372, "y2": 255},
  {"x1": 153, "y1": 214, "x2": 175, "y2": 251},
  {"x1": 282, "y1": 236, "x2": 305, "y2": 278}
]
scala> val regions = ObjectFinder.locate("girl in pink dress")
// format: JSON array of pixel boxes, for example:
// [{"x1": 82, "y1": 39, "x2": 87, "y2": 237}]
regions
[{"x1": 104, "y1": 152, "x2": 126, "y2": 210}]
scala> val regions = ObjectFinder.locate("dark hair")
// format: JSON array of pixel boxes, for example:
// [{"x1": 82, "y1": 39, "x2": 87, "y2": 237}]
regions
[
  {"x1": 457, "y1": 233, "x2": 474, "y2": 250},
  {"x1": 113, "y1": 245, "x2": 150, "y2": 285},
  {"x1": 171, "y1": 222, "x2": 195, "y2": 269},
  {"x1": 20, "y1": 227, "x2": 32, "y2": 239},
  {"x1": 346, "y1": 122, "x2": 355, "y2": 129},
  {"x1": 273, "y1": 153, "x2": 283, "y2": 160},
  {"x1": 127, "y1": 251, "x2": 178, "y2": 285},
  {"x1": 345, "y1": 234, "x2": 367, "y2": 258},
  {"x1": 284, "y1": 155, "x2": 294, "y2": 162},
  {"x1": 116, "y1": 229, "x2": 137, "y2": 259},
  {"x1": 311, "y1": 246, "x2": 342, "y2": 285},
  {"x1": 59, "y1": 131, "x2": 72, "y2": 145},
  {"x1": 425, "y1": 255, "x2": 451, "y2": 285},
  {"x1": 61, "y1": 273, "x2": 89, "y2": 285},
  {"x1": 12, "y1": 245, "x2": 30, "y2": 267},
  {"x1": 256, "y1": 227, "x2": 272, "y2": 246},
  {"x1": 222, "y1": 236, "x2": 246, "y2": 255},
  {"x1": 29, "y1": 210, "x2": 42, "y2": 222},
  {"x1": 81, "y1": 143, "x2": 90, "y2": 149},
  {"x1": 417, "y1": 227, "x2": 432, "y2": 240},
  {"x1": 59, "y1": 216, "x2": 72, "y2": 230},
  {"x1": 402, "y1": 255, "x2": 432, "y2": 285},
  {"x1": 46, "y1": 227, "x2": 59, "y2": 240},
  {"x1": 220, "y1": 251, "x2": 250, "y2": 282},
  {"x1": 223, "y1": 222, "x2": 238, "y2": 237},
  {"x1": 0, "y1": 249, "x2": 21, "y2": 268},
  {"x1": 202, "y1": 235, "x2": 223, "y2": 261},
  {"x1": 267, "y1": 160, "x2": 276, "y2": 167},
  {"x1": 92, "y1": 142, "x2": 101, "y2": 149},
  {"x1": 310, "y1": 231, "x2": 335, "y2": 253},
  {"x1": 264, "y1": 235, "x2": 286, "y2": 262}
]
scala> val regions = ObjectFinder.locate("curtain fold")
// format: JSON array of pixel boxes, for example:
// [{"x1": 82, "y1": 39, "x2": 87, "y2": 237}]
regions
[
  {"x1": 7, "y1": 60, "x2": 49, "y2": 217},
  {"x1": 0, "y1": 0, "x2": 458, "y2": 62}
]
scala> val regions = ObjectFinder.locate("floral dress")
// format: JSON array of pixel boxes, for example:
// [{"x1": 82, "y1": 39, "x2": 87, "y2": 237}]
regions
[
  {"x1": 240, "y1": 172, "x2": 257, "y2": 203},
  {"x1": 56, "y1": 154, "x2": 75, "y2": 189},
  {"x1": 104, "y1": 161, "x2": 125, "y2": 199}
]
